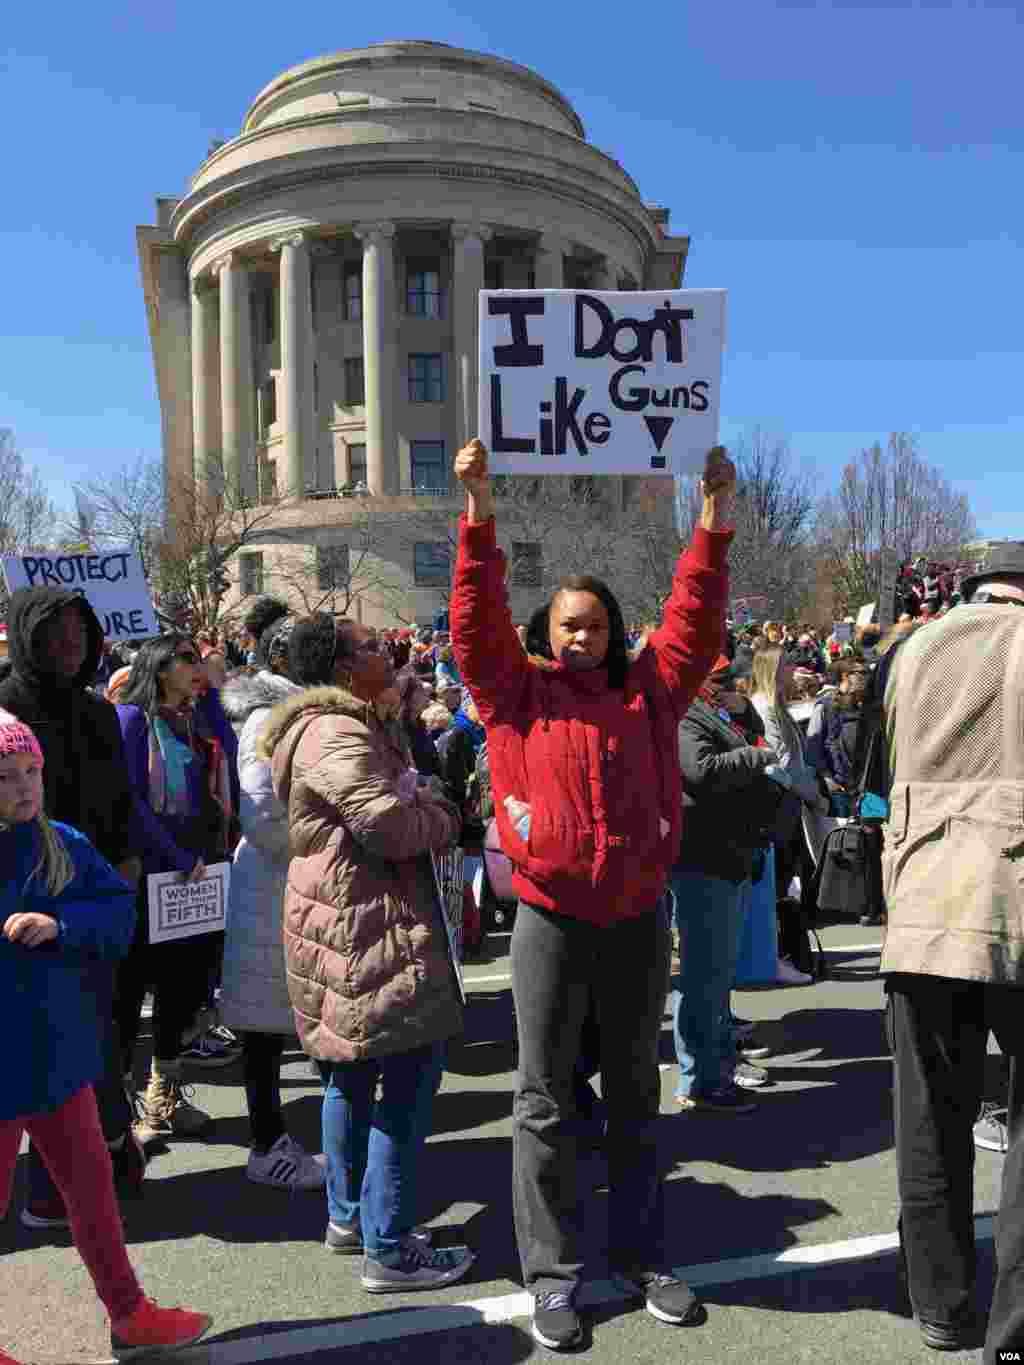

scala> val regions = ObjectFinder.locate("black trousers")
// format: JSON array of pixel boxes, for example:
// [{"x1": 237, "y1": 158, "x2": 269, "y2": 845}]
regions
[
  {"x1": 114, "y1": 888, "x2": 224, "y2": 1068},
  {"x1": 242, "y1": 1032, "x2": 287, "y2": 1152},
  {"x1": 510, "y1": 898, "x2": 671, "y2": 1296},
  {"x1": 886, "y1": 974, "x2": 1024, "y2": 1361}
]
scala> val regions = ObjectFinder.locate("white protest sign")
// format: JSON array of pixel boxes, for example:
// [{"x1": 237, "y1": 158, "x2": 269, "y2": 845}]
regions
[
  {"x1": 478, "y1": 289, "x2": 726, "y2": 476},
  {"x1": 856, "y1": 602, "x2": 877, "y2": 628},
  {"x1": 1, "y1": 547, "x2": 159, "y2": 641},
  {"x1": 147, "y1": 862, "x2": 231, "y2": 945}
]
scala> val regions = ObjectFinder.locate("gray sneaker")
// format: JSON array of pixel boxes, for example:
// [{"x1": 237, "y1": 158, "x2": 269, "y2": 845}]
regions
[
  {"x1": 325, "y1": 1222, "x2": 433, "y2": 1255},
  {"x1": 733, "y1": 1061, "x2": 770, "y2": 1089},
  {"x1": 361, "y1": 1239, "x2": 475, "y2": 1293},
  {"x1": 973, "y1": 1104, "x2": 1008, "y2": 1153}
]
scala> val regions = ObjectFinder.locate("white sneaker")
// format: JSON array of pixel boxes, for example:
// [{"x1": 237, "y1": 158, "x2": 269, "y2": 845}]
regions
[
  {"x1": 247, "y1": 1134, "x2": 326, "y2": 1191},
  {"x1": 775, "y1": 957, "x2": 813, "y2": 986}
]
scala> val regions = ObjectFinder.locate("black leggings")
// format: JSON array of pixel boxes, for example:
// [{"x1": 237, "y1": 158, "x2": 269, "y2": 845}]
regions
[
  {"x1": 242, "y1": 1033, "x2": 287, "y2": 1152},
  {"x1": 114, "y1": 892, "x2": 224, "y2": 1068}
]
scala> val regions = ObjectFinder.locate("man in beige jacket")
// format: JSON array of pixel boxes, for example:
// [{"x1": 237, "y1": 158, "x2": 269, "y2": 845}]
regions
[{"x1": 880, "y1": 543, "x2": 1024, "y2": 1360}]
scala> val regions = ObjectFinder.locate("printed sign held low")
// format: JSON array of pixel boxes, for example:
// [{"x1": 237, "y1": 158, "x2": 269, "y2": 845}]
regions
[{"x1": 147, "y1": 862, "x2": 231, "y2": 945}]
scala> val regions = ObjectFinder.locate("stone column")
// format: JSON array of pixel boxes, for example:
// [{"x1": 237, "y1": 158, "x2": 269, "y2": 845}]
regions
[
  {"x1": 452, "y1": 223, "x2": 492, "y2": 451},
  {"x1": 272, "y1": 232, "x2": 316, "y2": 498},
  {"x1": 534, "y1": 233, "x2": 566, "y2": 288},
  {"x1": 354, "y1": 222, "x2": 397, "y2": 495},
  {"x1": 214, "y1": 252, "x2": 256, "y2": 500},
  {"x1": 190, "y1": 277, "x2": 220, "y2": 485}
]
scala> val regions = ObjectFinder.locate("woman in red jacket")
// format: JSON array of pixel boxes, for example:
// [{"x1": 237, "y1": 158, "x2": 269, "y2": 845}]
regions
[{"x1": 451, "y1": 439, "x2": 735, "y2": 1352}]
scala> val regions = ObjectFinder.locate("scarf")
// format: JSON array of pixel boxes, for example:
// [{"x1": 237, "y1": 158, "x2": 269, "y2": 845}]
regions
[{"x1": 148, "y1": 709, "x2": 233, "y2": 827}]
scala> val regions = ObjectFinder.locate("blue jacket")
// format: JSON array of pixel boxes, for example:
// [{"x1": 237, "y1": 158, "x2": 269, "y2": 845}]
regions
[{"x1": 0, "y1": 821, "x2": 135, "y2": 1121}]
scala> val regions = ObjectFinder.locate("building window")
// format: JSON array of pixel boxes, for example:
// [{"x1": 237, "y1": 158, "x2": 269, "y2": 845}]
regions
[
  {"x1": 484, "y1": 260, "x2": 504, "y2": 291},
  {"x1": 344, "y1": 266, "x2": 362, "y2": 321},
  {"x1": 408, "y1": 353, "x2": 445, "y2": 403},
  {"x1": 344, "y1": 357, "x2": 365, "y2": 405},
  {"x1": 257, "y1": 378, "x2": 277, "y2": 437},
  {"x1": 258, "y1": 461, "x2": 277, "y2": 504},
  {"x1": 347, "y1": 443, "x2": 367, "y2": 488},
  {"x1": 510, "y1": 542, "x2": 542, "y2": 588},
  {"x1": 469, "y1": 100, "x2": 498, "y2": 112},
  {"x1": 414, "y1": 542, "x2": 450, "y2": 586},
  {"x1": 317, "y1": 543, "x2": 350, "y2": 592},
  {"x1": 410, "y1": 441, "x2": 447, "y2": 493},
  {"x1": 401, "y1": 95, "x2": 437, "y2": 105},
  {"x1": 262, "y1": 287, "x2": 276, "y2": 345},
  {"x1": 407, "y1": 260, "x2": 444, "y2": 318},
  {"x1": 239, "y1": 552, "x2": 264, "y2": 597}
]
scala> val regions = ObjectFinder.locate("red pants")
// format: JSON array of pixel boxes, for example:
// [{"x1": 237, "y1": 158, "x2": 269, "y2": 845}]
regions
[{"x1": 0, "y1": 1086, "x2": 142, "y2": 1322}]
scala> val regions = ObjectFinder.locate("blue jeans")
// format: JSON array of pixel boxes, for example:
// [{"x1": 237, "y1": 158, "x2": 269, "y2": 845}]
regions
[
  {"x1": 320, "y1": 1042, "x2": 445, "y2": 1264},
  {"x1": 670, "y1": 868, "x2": 751, "y2": 1098}
]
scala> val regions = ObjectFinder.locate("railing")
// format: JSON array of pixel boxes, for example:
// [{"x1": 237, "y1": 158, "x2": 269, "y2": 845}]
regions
[
  {"x1": 398, "y1": 485, "x2": 455, "y2": 498},
  {"x1": 304, "y1": 485, "x2": 368, "y2": 500}
]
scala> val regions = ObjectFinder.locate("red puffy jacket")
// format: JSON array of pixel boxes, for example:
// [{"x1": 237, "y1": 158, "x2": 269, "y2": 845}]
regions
[{"x1": 451, "y1": 516, "x2": 731, "y2": 927}]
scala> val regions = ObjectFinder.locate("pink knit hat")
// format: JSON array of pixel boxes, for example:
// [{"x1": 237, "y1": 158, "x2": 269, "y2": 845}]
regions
[{"x1": 0, "y1": 711, "x2": 44, "y2": 763}]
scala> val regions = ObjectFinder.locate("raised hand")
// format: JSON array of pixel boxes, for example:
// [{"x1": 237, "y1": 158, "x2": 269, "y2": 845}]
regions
[
  {"x1": 454, "y1": 439, "x2": 494, "y2": 523},
  {"x1": 454, "y1": 439, "x2": 490, "y2": 492},
  {"x1": 700, "y1": 445, "x2": 737, "y2": 531}
]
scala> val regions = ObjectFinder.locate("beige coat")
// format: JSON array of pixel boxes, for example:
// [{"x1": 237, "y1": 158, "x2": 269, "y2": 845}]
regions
[
  {"x1": 259, "y1": 685, "x2": 464, "y2": 1062},
  {"x1": 880, "y1": 605, "x2": 1024, "y2": 983}
]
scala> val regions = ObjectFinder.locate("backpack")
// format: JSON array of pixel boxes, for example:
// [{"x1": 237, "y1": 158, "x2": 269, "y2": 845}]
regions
[{"x1": 776, "y1": 898, "x2": 827, "y2": 980}]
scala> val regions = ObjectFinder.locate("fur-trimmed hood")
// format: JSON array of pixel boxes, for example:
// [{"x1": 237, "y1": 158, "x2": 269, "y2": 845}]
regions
[
  {"x1": 220, "y1": 669, "x2": 301, "y2": 728},
  {"x1": 258, "y1": 684, "x2": 376, "y2": 762}
]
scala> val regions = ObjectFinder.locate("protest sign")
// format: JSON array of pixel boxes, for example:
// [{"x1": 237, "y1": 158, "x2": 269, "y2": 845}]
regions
[
  {"x1": 1, "y1": 546, "x2": 159, "y2": 641},
  {"x1": 856, "y1": 602, "x2": 877, "y2": 628},
  {"x1": 479, "y1": 289, "x2": 726, "y2": 476},
  {"x1": 431, "y1": 849, "x2": 466, "y2": 1005},
  {"x1": 147, "y1": 862, "x2": 231, "y2": 945}
]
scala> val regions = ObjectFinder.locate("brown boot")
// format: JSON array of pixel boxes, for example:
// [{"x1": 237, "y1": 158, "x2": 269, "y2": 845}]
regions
[{"x1": 137, "y1": 1059, "x2": 212, "y2": 1141}]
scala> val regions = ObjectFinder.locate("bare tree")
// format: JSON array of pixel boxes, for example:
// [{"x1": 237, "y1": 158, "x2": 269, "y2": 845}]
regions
[
  {"x1": 72, "y1": 457, "x2": 164, "y2": 581},
  {"x1": 157, "y1": 467, "x2": 305, "y2": 631},
  {"x1": 262, "y1": 497, "x2": 411, "y2": 619},
  {"x1": 0, "y1": 429, "x2": 59, "y2": 613},
  {"x1": 670, "y1": 429, "x2": 816, "y2": 621},
  {"x1": 817, "y1": 433, "x2": 977, "y2": 615}
]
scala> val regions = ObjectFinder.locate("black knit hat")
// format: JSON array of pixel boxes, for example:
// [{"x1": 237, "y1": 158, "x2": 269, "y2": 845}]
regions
[{"x1": 287, "y1": 613, "x2": 338, "y2": 687}]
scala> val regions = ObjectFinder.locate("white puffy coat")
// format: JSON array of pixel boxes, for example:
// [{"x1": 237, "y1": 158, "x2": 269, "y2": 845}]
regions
[{"x1": 219, "y1": 670, "x2": 302, "y2": 1035}]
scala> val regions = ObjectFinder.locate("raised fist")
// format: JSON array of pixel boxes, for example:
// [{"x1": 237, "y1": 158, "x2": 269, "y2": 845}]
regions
[
  {"x1": 701, "y1": 445, "x2": 736, "y2": 500},
  {"x1": 454, "y1": 439, "x2": 490, "y2": 491}
]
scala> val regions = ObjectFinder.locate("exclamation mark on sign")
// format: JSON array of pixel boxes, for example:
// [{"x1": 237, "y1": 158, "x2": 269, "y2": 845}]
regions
[{"x1": 643, "y1": 416, "x2": 674, "y2": 468}]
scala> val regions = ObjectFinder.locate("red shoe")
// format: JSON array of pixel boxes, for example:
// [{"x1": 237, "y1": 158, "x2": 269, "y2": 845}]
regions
[
  {"x1": 110, "y1": 1297, "x2": 212, "y2": 1359},
  {"x1": 1, "y1": 1351, "x2": 26, "y2": 1364}
]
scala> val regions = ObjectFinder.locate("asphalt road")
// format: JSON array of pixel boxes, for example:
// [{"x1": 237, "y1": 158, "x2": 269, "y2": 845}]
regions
[{"x1": 1, "y1": 922, "x2": 1008, "y2": 1365}]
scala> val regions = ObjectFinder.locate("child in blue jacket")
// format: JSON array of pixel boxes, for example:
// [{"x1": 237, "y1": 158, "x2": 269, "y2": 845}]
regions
[{"x1": 0, "y1": 710, "x2": 212, "y2": 1363}]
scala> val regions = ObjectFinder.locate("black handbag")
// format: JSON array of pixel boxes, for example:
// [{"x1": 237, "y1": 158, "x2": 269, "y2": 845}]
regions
[{"x1": 815, "y1": 823, "x2": 872, "y2": 918}]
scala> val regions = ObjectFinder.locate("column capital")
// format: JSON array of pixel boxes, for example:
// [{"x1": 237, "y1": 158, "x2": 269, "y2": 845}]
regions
[
  {"x1": 191, "y1": 271, "x2": 216, "y2": 297},
  {"x1": 269, "y1": 230, "x2": 310, "y2": 253},
  {"x1": 451, "y1": 222, "x2": 493, "y2": 246},
  {"x1": 210, "y1": 251, "x2": 241, "y2": 278},
  {"x1": 353, "y1": 220, "x2": 396, "y2": 246}
]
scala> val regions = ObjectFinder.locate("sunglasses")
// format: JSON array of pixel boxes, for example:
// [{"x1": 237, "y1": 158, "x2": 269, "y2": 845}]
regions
[{"x1": 174, "y1": 650, "x2": 201, "y2": 665}]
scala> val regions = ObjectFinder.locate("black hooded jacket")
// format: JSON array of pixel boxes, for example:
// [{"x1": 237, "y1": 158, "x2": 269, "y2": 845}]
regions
[{"x1": 0, "y1": 589, "x2": 137, "y2": 867}]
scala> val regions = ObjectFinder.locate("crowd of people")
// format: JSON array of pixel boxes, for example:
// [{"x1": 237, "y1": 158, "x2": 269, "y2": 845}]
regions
[{"x1": 1, "y1": 440, "x2": 1021, "y2": 1364}]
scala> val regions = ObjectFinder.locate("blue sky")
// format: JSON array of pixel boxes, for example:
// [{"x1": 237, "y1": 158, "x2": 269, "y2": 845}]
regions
[{"x1": 2, "y1": 0, "x2": 1020, "y2": 537}]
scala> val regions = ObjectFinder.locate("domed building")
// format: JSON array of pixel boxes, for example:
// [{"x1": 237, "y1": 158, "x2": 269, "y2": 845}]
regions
[{"x1": 138, "y1": 40, "x2": 689, "y2": 625}]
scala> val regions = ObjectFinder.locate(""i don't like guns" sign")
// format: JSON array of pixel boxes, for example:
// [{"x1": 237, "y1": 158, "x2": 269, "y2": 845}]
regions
[{"x1": 478, "y1": 288, "x2": 725, "y2": 477}]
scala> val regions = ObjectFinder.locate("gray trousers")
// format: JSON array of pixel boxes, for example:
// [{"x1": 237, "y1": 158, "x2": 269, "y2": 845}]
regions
[{"x1": 511, "y1": 897, "x2": 671, "y2": 1297}]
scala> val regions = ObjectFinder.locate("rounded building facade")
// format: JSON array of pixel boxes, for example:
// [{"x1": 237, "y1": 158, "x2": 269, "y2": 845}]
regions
[{"x1": 139, "y1": 41, "x2": 689, "y2": 624}]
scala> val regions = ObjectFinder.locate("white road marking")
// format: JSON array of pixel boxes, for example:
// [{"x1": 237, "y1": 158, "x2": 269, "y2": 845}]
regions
[{"x1": 174, "y1": 1216, "x2": 996, "y2": 1362}]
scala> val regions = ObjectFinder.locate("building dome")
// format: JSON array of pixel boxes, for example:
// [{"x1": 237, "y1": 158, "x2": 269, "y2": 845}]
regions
[{"x1": 138, "y1": 43, "x2": 689, "y2": 626}]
